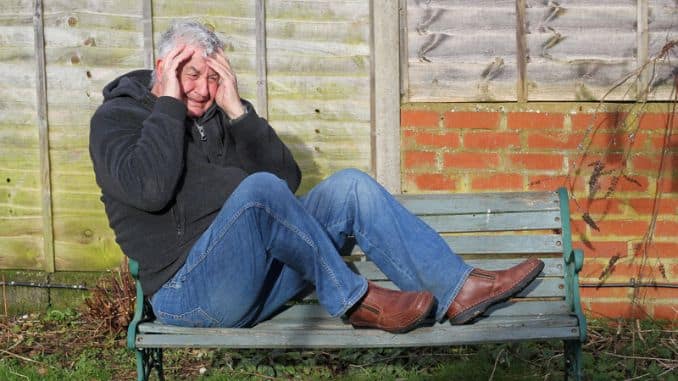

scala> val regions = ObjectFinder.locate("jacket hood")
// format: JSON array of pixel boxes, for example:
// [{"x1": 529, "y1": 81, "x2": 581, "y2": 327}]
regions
[{"x1": 102, "y1": 69, "x2": 157, "y2": 109}]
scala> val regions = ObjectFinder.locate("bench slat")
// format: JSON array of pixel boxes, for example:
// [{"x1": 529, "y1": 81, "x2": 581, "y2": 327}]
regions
[
  {"x1": 396, "y1": 192, "x2": 560, "y2": 215},
  {"x1": 207, "y1": 301, "x2": 571, "y2": 324},
  {"x1": 136, "y1": 315, "x2": 578, "y2": 349},
  {"x1": 350, "y1": 257, "x2": 564, "y2": 279},
  {"x1": 420, "y1": 211, "x2": 562, "y2": 233},
  {"x1": 368, "y1": 277, "x2": 564, "y2": 298},
  {"x1": 441, "y1": 235, "x2": 564, "y2": 254}
]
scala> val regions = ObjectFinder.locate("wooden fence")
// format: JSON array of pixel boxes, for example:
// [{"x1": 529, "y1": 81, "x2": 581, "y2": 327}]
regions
[
  {"x1": 0, "y1": 0, "x2": 380, "y2": 272},
  {"x1": 0, "y1": 0, "x2": 675, "y2": 273}
]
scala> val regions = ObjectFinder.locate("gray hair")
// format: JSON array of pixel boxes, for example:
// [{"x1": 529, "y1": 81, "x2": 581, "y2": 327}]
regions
[{"x1": 150, "y1": 20, "x2": 225, "y2": 86}]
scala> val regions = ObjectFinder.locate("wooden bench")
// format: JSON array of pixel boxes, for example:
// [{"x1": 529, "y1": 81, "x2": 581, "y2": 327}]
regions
[{"x1": 127, "y1": 187, "x2": 587, "y2": 380}]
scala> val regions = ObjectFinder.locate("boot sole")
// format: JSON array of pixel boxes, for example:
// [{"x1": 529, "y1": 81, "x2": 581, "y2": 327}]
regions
[{"x1": 449, "y1": 260, "x2": 545, "y2": 325}]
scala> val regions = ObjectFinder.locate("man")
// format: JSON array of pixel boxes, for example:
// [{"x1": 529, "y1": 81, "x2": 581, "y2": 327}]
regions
[{"x1": 90, "y1": 21, "x2": 543, "y2": 333}]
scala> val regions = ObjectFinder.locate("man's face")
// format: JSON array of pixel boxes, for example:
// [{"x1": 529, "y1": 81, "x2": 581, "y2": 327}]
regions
[{"x1": 177, "y1": 47, "x2": 220, "y2": 118}]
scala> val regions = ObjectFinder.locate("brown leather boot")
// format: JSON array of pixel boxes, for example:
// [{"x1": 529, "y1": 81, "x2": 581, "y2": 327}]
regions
[
  {"x1": 447, "y1": 257, "x2": 544, "y2": 324},
  {"x1": 347, "y1": 282, "x2": 434, "y2": 333}
]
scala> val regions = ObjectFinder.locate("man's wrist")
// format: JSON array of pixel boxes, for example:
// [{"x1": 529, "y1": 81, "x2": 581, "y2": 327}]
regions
[{"x1": 227, "y1": 103, "x2": 249, "y2": 123}]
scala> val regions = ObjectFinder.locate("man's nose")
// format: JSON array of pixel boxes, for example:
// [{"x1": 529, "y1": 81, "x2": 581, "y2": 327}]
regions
[{"x1": 194, "y1": 76, "x2": 209, "y2": 97}]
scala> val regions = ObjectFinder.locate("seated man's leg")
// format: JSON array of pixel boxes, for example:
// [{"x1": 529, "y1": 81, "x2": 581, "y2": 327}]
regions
[
  {"x1": 151, "y1": 172, "x2": 432, "y2": 331},
  {"x1": 300, "y1": 169, "x2": 543, "y2": 324}
]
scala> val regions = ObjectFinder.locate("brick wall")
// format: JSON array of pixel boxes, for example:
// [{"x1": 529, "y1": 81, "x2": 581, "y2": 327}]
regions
[{"x1": 401, "y1": 103, "x2": 677, "y2": 320}]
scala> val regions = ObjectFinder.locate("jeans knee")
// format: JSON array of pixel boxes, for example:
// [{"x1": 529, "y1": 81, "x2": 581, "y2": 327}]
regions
[
  {"x1": 328, "y1": 168, "x2": 376, "y2": 191},
  {"x1": 235, "y1": 172, "x2": 291, "y2": 204}
]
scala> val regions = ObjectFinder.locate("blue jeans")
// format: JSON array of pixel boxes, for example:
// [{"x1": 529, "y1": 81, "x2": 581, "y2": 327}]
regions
[{"x1": 150, "y1": 169, "x2": 472, "y2": 327}]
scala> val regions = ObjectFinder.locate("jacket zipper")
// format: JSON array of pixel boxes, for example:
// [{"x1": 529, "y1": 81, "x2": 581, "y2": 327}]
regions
[{"x1": 195, "y1": 121, "x2": 207, "y2": 141}]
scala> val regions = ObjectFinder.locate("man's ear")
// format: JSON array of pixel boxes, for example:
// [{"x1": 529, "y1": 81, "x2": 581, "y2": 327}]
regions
[{"x1": 155, "y1": 59, "x2": 164, "y2": 81}]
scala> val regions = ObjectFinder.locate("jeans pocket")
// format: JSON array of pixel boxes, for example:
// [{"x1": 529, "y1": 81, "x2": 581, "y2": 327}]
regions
[{"x1": 156, "y1": 307, "x2": 220, "y2": 327}]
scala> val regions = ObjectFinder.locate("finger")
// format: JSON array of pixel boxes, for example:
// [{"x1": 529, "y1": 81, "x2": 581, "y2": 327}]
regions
[
  {"x1": 206, "y1": 57, "x2": 235, "y2": 83},
  {"x1": 168, "y1": 46, "x2": 195, "y2": 71}
]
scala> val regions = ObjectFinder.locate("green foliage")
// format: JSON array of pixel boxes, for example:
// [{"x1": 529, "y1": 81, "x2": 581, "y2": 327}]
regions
[{"x1": 1, "y1": 315, "x2": 676, "y2": 380}]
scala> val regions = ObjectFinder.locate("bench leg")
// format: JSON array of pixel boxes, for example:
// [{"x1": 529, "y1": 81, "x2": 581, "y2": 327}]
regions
[
  {"x1": 564, "y1": 340, "x2": 583, "y2": 381},
  {"x1": 135, "y1": 347, "x2": 164, "y2": 381}
]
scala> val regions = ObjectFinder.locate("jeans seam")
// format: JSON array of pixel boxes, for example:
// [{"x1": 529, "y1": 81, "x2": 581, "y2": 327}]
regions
[
  {"x1": 354, "y1": 230, "x2": 418, "y2": 285},
  {"x1": 156, "y1": 307, "x2": 221, "y2": 326}
]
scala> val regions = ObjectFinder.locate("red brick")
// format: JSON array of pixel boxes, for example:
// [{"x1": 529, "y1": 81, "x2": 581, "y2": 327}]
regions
[
  {"x1": 580, "y1": 260, "x2": 605, "y2": 279},
  {"x1": 404, "y1": 130, "x2": 460, "y2": 149},
  {"x1": 628, "y1": 198, "x2": 678, "y2": 215},
  {"x1": 571, "y1": 113, "x2": 625, "y2": 131},
  {"x1": 651, "y1": 131, "x2": 678, "y2": 149},
  {"x1": 633, "y1": 242, "x2": 678, "y2": 258},
  {"x1": 464, "y1": 131, "x2": 521, "y2": 149},
  {"x1": 632, "y1": 153, "x2": 678, "y2": 172},
  {"x1": 527, "y1": 175, "x2": 569, "y2": 191},
  {"x1": 654, "y1": 221, "x2": 678, "y2": 237},
  {"x1": 572, "y1": 198, "x2": 624, "y2": 215},
  {"x1": 577, "y1": 153, "x2": 626, "y2": 168},
  {"x1": 444, "y1": 111, "x2": 500, "y2": 129},
  {"x1": 404, "y1": 151, "x2": 436, "y2": 169},
  {"x1": 585, "y1": 241, "x2": 629, "y2": 258},
  {"x1": 605, "y1": 263, "x2": 656, "y2": 279},
  {"x1": 638, "y1": 287, "x2": 678, "y2": 299},
  {"x1": 660, "y1": 178, "x2": 678, "y2": 192},
  {"x1": 508, "y1": 112, "x2": 563, "y2": 130},
  {"x1": 570, "y1": 219, "x2": 589, "y2": 237},
  {"x1": 443, "y1": 152, "x2": 500, "y2": 169},
  {"x1": 588, "y1": 302, "x2": 648, "y2": 319},
  {"x1": 590, "y1": 220, "x2": 648, "y2": 237},
  {"x1": 580, "y1": 287, "x2": 631, "y2": 298},
  {"x1": 410, "y1": 173, "x2": 456, "y2": 191},
  {"x1": 527, "y1": 132, "x2": 582, "y2": 150},
  {"x1": 507, "y1": 153, "x2": 564, "y2": 170},
  {"x1": 401, "y1": 110, "x2": 440, "y2": 128},
  {"x1": 588, "y1": 132, "x2": 636, "y2": 151},
  {"x1": 653, "y1": 305, "x2": 678, "y2": 321},
  {"x1": 471, "y1": 173, "x2": 523, "y2": 191},
  {"x1": 639, "y1": 113, "x2": 678, "y2": 130}
]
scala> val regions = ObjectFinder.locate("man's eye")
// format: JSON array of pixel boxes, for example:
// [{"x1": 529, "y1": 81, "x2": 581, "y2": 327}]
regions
[
  {"x1": 208, "y1": 76, "x2": 220, "y2": 82},
  {"x1": 187, "y1": 74, "x2": 199, "y2": 79}
]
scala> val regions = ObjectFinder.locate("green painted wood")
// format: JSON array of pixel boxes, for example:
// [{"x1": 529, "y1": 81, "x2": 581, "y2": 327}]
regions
[
  {"x1": 557, "y1": 187, "x2": 587, "y2": 343},
  {"x1": 396, "y1": 191, "x2": 560, "y2": 215},
  {"x1": 419, "y1": 211, "x2": 562, "y2": 233}
]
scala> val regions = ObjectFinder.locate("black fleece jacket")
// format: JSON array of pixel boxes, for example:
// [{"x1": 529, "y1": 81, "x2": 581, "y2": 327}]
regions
[{"x1": 89, "y1": 70, "x2": 301, "y2": 295}]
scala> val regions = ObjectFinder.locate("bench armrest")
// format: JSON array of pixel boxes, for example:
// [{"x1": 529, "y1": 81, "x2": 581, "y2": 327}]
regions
[{"x1": 127, "y1": 258, "x2": 148, "y2": 350}]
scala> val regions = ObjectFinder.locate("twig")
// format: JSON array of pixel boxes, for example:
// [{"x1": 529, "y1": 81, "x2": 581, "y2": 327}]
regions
[
  {"x1": 488, "y1": 347, "x2": 504, "y2": 381},
  {"x1": 0, "y1": 349, "x2": 51, "y2": 367},
  {"x1": 2, "y1": 274, "x2": 7, "y2": 317},
  {"x1": 602, "y1": 351, "x2": 678, "y2": 365},
  {"x1": 8, "y1": 369, "x2": 29, "y2": 380}
]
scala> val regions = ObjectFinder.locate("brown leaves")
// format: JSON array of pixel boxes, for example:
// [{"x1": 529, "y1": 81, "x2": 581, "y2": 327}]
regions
[{"x1": 80, "y1": 261, "x2": 136, "y2": 337}]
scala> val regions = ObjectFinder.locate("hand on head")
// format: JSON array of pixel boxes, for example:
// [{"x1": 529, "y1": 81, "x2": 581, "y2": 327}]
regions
[
  {"x1": 206, "y1": 49, "x2": 246, "y2": 120},
  {"x1": 157, "y1": 44, "x2": 195, "y2": 100}
]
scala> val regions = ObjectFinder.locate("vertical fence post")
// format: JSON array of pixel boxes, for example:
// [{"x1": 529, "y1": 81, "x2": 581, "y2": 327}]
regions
[
  {"x1": 636, "y1": 0, "x2": 649, "y2": 99},
  {"x1": 143, "y1": 0, "x2": 154, "y2": 69},
  {"x1": 515, "y1": 0, "x2": 528, "y2": 102},
  {"x1": 255, "y1": 0, "x2": 269, "y2": 119},
  {"x1": 371, "y1": 0, "x2": 402, "y2": 193},
  {"x1": 33, "y1": 0, "x2": 55, "y2": 273}
]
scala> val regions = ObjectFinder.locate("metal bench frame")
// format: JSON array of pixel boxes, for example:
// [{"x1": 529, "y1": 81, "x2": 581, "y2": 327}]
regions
[{"x1": 127, "y1": 187, "x2": 587, "y2": 380}]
